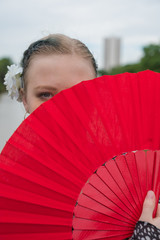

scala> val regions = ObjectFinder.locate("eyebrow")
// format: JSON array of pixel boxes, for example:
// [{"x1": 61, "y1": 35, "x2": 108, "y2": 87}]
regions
[{"x1": 34, "y1": 86, "x2": 57, "y2": 91}]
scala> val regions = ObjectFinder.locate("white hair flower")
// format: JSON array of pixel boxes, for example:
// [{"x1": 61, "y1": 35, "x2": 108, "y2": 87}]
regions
[{"x1": 4, "y1": 64, "x2": 23, "y2": 102}]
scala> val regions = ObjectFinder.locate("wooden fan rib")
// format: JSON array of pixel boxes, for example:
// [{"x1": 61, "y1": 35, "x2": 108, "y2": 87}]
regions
[
  {"x1": 124, "y1": 152, "x2": 142, "y2": 207},
  {"x1": 104, "y1": 159, "x2": 137, "y2": 214},
  {"x1": 73, "y1": 229, "x2": 132, "y2": 240},
  {"x1": 95, "y1": 166, "x2": 137, "y2": 215},
  {"x1": 146, "y1": 150, "x2": 155, "y2": 190},
  {"x1": 115, "y1": 154, "x2": 141, "y2": 215},
  {"x1": 152, "y1": 151, "x2": 160, "y2": 216},
  {"x1": 74, "y1": 205, "x2": 134, "y2": 226},
  {"x1": 81, "y1": 184, "x2": 137, "y2": 221},
  {"x1": 77, "y1": 193, "x2": 135, "y2": 224},
  {"x1": 152, "y1": 151, "x2": 160, "y2": 192},
  {"x1": 73, "y1": 217, "x2": 133, "y2": 231},
  {"x1": 135, "y1": 151, "x2": 149, "y2": 203},
  {"x1": 73, "y1": 149, "x2": 160, "y2": 238},
  {"x1": 89, "y1": 173, "x2": 136, "y2": 216},
  {"x1": 125, "y1": 152, "x2": 142, "y2": 207},
  {"x1": 83, "y1": 174, "x2": 138, "y2": 221}
]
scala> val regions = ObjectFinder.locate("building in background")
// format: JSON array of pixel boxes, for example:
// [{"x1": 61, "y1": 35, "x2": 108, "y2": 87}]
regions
[{"x1": 103, "y1": 37, "x2": 121, "y2": 71}]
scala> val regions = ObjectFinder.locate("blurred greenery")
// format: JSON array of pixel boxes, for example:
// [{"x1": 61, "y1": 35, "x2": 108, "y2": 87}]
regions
[
  {"x1": 0, "y1": 57, "x2": 13, "y2": 94},
  {"x1": 98, "y1": 43, "x2": 160, "y2": 76}
]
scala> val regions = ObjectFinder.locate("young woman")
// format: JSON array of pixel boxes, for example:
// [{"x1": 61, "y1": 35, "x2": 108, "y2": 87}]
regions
[{"x1": 4, "y1": 34, "x2": 160, "y2": 239}]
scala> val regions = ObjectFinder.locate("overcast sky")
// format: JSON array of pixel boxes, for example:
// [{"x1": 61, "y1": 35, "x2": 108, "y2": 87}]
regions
[{"x1": 0, "y1": 0, "x2": 160, "y2": 68}]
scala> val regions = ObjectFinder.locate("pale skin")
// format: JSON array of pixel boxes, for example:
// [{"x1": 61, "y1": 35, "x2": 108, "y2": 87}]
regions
[
  {"x1": 21, "y1": 53, "x2": 160, "y2": 229},
  {"x1": 139, "y1": 191, "x2": 160, "y2": 229},
  {"x1": 22, "y1": 54, "x2": 95, "y2": 113}
]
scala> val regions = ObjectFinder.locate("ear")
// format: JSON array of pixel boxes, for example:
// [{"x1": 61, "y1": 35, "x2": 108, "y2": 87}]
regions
[{"x1": 20, "y1": 89, "x2": 29, "y2": 113}]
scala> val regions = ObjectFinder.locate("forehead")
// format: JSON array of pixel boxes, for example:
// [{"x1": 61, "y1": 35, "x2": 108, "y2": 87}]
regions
[{"x1": 26, "y1": 54, "x2": 95, "y2": 87}]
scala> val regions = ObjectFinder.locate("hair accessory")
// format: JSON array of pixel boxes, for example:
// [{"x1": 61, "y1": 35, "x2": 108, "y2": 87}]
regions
[{"x1": 4, "y1": 64, "x2": 23, "y2": 102}]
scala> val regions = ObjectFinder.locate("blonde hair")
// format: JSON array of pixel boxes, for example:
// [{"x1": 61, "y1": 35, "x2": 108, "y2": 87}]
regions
[{"x1": 21, "y1": 34, "x2": 98, "y2": 89}]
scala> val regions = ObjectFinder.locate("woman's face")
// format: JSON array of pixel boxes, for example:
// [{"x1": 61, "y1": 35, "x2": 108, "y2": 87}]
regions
[{"x1": 22, "y1": 54, "x2": 96, "y2": 113}]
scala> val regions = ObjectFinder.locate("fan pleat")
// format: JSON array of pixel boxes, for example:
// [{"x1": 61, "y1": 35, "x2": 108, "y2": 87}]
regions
[
  {"x1": 152, "y1": 74, "x2": 160, "y2": 147},
  {"x1": 45, "y1": 89, "x2": 111, "y2": 167},
  {"x1": 71, "y1": 80, "x2": 118, "y2": 155},
  {"x1": 0, "y1": 232, "x2": 72, "y2": 240},
  {"x1": 0, "y1": 196, "x2": 72, "y2": 218},
  {"x1": 0, "y1": 182, "x2": 73, "y2": 211},
  {"x1": 32, "y1": 107, "x2": 96, "y2": 171},
  {"x1": 20, "y1": 117, "x2": 92, "y2": 179},
  {"x1": 82, "y1": 77, "x2": 127, "y2": 154},
  {"x1": 5, "y1": 137, "x2": 84, "y2": 189},
  {"x1": 0, "y1": 210, "x2": 72, "y2": 225},
  {"x1": 0, "y1": 157, "x2": 77, "y2": 202},
  {"x1": 0, "y1": 222, "x2": 71, "y2": 234},
  {"x1": 100, "y1": 74, "x2": 132, "y2": 150}
]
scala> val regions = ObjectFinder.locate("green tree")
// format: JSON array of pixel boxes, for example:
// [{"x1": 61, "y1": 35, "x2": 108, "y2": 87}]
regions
[
  {"x1": 109, "y1": 63, "x2": 143, "y2": 75},
  {"x1": 97, "y1": 69, "x2": 108, "y2": 76},
  {"x1": 140, "y1": 44, "x2": 160, "y2": 72},
  {"x1": 0, "y1": 57, "x2": 13, "y2": 93}
]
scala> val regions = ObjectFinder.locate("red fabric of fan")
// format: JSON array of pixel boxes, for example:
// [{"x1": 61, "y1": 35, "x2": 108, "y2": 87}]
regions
[
  {"x1": 0, "y1": 70, "x2": 160, "y2": 239},
  {"x1": 73, "y1": 150, "x2": 160, "y2": 239}
]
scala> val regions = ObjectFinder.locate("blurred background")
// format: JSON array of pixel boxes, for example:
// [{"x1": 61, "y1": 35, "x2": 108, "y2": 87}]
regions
[{"x1": 0, "y1": 0, "x2": 160, "y2": 151}]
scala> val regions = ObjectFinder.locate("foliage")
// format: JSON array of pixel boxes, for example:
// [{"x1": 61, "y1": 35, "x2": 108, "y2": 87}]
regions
[
  {"x1": 98, "y1": 43, "x2": 160, "y2": 75},
  {"x1": 0, "y1": 57, "x2": 13, "y2": 94},
  {"x1": 97, "y1": 69, "x2": 108, "y2": 76},
  {"x1": 109, "y1": 63, "x2": 143, "y2": 75},
  {"x1": 140, "y1": 44, "x2": 160, "y2": 72}
]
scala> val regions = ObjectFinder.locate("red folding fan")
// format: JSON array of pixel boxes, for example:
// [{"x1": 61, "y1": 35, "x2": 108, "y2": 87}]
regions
[
  {"x1": 73, "y1": 150, "x2": 160, "y2": 239},
  {"x1": 0, "y1": 70, "x2": 160, "y2": 240}
]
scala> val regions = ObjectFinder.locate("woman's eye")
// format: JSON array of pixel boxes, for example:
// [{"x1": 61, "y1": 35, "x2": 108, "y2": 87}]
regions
[{"x1": 39, "y1": 92, "x2": 53, "y2": 99}]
